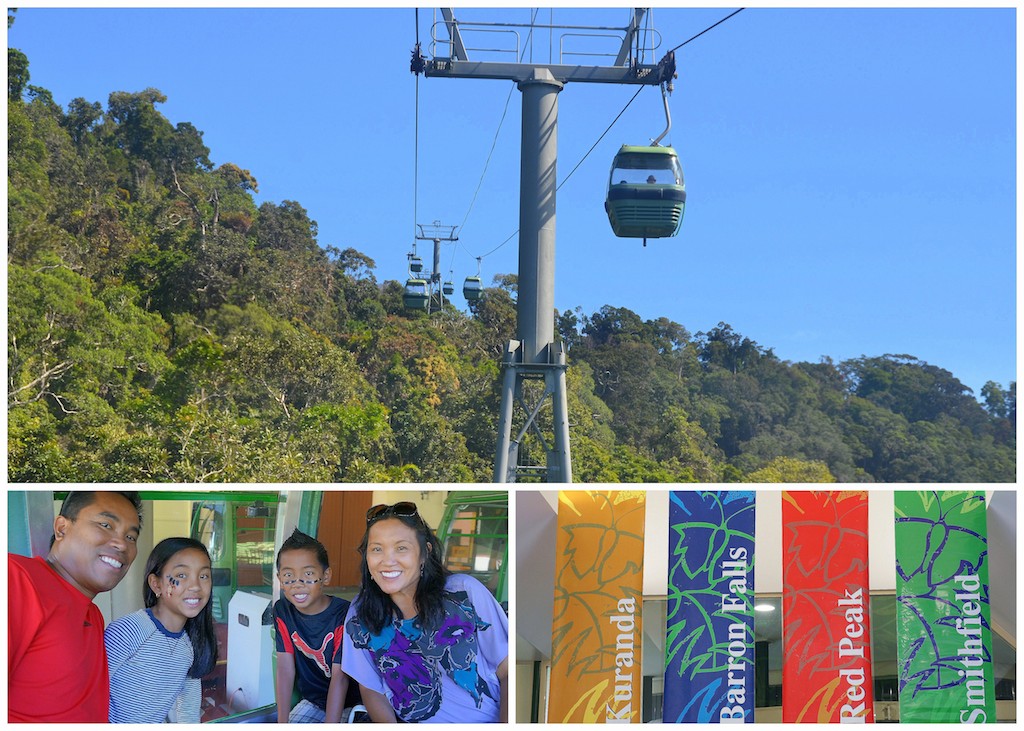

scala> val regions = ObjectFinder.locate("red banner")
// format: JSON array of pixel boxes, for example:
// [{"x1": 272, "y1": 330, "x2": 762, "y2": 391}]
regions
[{"x1": 782, "y1": 491, "x2": 874, "y2": 723}]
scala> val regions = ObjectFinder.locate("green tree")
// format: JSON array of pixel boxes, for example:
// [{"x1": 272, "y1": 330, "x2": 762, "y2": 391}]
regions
[
  {"x1": 471, "y1": 282, "x2": 517, "y2": 355},
  {"x1": 64, "y1": 97, "x2": 103, "y2": 145},
  {"x1": 698, "y1": 322, "x2": 774, "y2": 373},
  {"x1": 8, "y1": 47, "x2": 29, "y2": 101},
  {"x1": 744, "y1": 456, "x2": 836, "y2": 483},
  {"x1": 981, "y1": 380, "x2": 1012, "y2": 420},
  {"x1": 8, "y1": 262, "x2": 171, "y2": 480}
]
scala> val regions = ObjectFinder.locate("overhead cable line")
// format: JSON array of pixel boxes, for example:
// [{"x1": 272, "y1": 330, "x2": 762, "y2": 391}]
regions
[
  {"x1": 560, "y1": 8, "x2": 745, "y2": 191},
  {"x1": 669, "y1": 8, "x2": 744, "y2": 53},
  {"x1": 557, "y1": 86, "x2": 644, "y2": 191},
  {"x1": 467, "y1": 82, "x2": 643, "y2": 263},
  {"x1": 454, "y1": 87, "x2": 514, "y2": 238},
  {"x1": 412, "y1": 8, "x2": 422, "y2": 249},
  {"x1": 478, "y1": 230, "x2": 519, "y2": 260}
]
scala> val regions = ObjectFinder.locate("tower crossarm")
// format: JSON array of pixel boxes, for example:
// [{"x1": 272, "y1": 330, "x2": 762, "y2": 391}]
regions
[
  {"x1": 423, "y1": 59, "x2": 667, "y2": 85},
  {"x1": 423, "y1": 7, "x2": 672, "y2": 86}
]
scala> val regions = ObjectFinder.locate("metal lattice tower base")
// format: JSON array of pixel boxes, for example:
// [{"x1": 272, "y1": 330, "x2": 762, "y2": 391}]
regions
[{"x1": 493, "y1": 340, "x2": 571, "y2": 483}]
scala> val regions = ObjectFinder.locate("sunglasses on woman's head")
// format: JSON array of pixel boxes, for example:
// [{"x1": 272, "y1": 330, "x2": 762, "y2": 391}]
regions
[{"x1": 366, "y1": 502, "x2": 419, "y2": 525}]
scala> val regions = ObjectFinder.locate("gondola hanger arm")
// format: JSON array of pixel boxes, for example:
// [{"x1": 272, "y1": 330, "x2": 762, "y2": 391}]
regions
[{"x1": 651, "y1": 82, "x2": 673, "y2": 147}]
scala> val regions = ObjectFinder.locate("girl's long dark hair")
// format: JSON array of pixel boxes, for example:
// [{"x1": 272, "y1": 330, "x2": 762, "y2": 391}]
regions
[
  {"x1": 144, "y1": 537, "x2": 218, "y2": 679},
  {"x1": 356, "y1": 513, "x2": 450, "y2": 635}
]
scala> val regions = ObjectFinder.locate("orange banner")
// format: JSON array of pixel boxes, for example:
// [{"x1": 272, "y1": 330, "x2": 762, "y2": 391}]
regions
[{"x1": 549, "y1": 490, "x2": 646, "y2": 723}]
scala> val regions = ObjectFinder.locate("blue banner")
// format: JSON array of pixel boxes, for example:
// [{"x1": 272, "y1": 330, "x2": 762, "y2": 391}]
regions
[{"x1": 664, "y1": 491, "x2": 756, "y2": 723}]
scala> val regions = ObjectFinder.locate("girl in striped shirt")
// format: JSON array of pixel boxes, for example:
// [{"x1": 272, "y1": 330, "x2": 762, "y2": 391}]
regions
[{"x1": 105, "y1": 537, "x2": 218, "y2": 723}]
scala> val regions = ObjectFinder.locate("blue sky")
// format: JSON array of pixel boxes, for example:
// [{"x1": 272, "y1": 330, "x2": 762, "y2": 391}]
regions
[{"x1": 7, "y1": 6, "x2": 1016, "y2": 397}]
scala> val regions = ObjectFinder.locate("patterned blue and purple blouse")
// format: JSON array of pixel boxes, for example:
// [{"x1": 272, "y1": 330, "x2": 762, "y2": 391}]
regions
[{"x1": 341, "y1": 573, "x2": 508, "y2": 723}]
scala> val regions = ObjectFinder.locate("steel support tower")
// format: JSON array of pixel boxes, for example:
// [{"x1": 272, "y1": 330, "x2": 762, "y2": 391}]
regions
[
  {"x1": 419, "y1": 9, "x2": 674, "y2": 482},
  {"x1": 415, "y1": 221, "x2": 458, "y2": 312}
]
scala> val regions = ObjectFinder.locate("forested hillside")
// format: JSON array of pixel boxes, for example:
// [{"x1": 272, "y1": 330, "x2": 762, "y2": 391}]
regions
[{"x1": 7, "y1": 42, "x2": 1015, "y2": 482}]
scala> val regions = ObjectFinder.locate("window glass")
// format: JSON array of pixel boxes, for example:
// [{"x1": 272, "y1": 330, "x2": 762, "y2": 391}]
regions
[
  {"x1": 610, "y1": 153, "x2": 683, "y2": 186},
  {"x1": 641, "y1": 593, "x2": 1016, "y2": 722},
  {"x1": 191, "y1": 500, "x2": 279, "y2": 722},
  {"x1": 442, "y1": 505, "x2": 507, "y2": 602}
]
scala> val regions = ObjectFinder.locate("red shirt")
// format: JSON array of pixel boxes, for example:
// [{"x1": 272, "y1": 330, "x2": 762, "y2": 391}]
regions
[{"x1": 8, "y1": 554, "x2": 111, "y2": 722}]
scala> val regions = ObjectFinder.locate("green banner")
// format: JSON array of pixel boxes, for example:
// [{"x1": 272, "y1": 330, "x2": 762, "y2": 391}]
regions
[{"x1": 894, "y1": 491, "x2": 995, "y2": 723}]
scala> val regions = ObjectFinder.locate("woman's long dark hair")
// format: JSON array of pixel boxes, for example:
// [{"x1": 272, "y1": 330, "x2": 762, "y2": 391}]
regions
[
  {"x1": 143, "y1": 537, "x2": 218, "y2": 678},
  {"x1": 356, "y1": 513, "x2": 450, "y2": 635}
]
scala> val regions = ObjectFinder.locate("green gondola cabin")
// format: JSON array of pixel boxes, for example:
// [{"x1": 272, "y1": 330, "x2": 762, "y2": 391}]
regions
[
  {"x1": 463, "y1": 276, "x2": 483, "y2": 301},
  {"x1": 605, "y1": 144, "x2": 686, "y2": 239},
  {"x1": 403, "y1": 278, "x2": 429, "y2": 309}
]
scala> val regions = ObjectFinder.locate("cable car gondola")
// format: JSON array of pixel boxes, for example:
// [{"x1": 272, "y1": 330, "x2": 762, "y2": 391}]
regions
[
  {"x1": 463, "y1": 276, "x2": 483, "y2": 302},
  {"x1": 605, "y1": 144, "x2": 686, "y2": 239},
  {"x1": 408, "y1": 254, "x2": 424, "y2": 273},
  {"x1": 605, "y1": 75, "x2": 686, "y2": 241},
  {"x1": 442, "y1": 279, "x2": 454, "y2": 296},
  {"x1": 403, "y1": 278, "x2": 429, "y2": 310}
]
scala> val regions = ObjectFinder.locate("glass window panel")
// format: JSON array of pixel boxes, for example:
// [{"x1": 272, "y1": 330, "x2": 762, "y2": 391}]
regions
[
  {"x1": 190, "y1": 499, "x2": 279, "y2": 722},
  {"x1": 642, "y1": 592, "x2": 1016, "y2": 721}
]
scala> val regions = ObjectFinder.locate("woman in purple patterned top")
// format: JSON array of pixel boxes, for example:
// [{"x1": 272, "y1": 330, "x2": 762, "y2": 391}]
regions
[{"x1": 341, "y1": 502, "x2": 508, "y2": 723}]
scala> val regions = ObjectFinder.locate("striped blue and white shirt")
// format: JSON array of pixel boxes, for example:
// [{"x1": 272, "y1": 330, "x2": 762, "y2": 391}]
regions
[{"x1": 104, "y1": 608, "x2": 202, "y2": 723}]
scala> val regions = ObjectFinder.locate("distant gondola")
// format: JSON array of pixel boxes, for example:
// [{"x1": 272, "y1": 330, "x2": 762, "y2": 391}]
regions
[
  {"x1": 403, "y1": 278, "x2": 429, "y2": 309},
  {"x1": 442, "y1": 280, "x2": 455, "y2": 296},
  {"x1": 408, "y1": 254, "x2": 424, "y2": 273},
  {"x1": 605, "y1": 144, "x2": 686, "y2": 239},
  {"x1": 463, "y1": 276, "x2": 483, "y2": 302}
]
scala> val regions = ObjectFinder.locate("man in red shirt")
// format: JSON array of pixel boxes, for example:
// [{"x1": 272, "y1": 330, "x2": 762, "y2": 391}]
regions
[{"x1": 8, "y1": 491, "x2": 143, "y2": 722}]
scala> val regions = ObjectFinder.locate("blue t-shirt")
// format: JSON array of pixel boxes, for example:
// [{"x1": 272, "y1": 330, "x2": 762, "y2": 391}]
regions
[
  {"x1": 342, "y1": 573, "x2": 508, "y2": 723},
  {"x1": 274, "y1": 594, "x2": 352, "y2": 710}
]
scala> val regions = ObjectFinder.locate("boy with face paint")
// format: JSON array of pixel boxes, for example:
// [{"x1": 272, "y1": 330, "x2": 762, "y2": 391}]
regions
[
  {"x1": 273, "y1": 528, "x2": 358, "y2": 723},
  {"x1": 8, "y1": 491, "x2": 143, "y2": 722}
]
